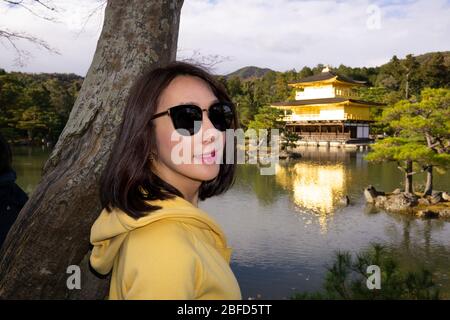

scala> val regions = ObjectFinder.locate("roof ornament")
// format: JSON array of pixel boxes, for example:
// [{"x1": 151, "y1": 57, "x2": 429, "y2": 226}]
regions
[{"x1": 322, "y1": 65, "x2": 331, "y2": 73}]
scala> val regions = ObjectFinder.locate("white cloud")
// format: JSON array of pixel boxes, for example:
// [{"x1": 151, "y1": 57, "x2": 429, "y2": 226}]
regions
[
  {"x1": 0, "y1": 0, "x2": 104, "y2": 75},
  {"x1": 0, "y1": 0, "x2": 449, "y2": 76},
  {"x1": 179, "y1": 0, "x2": 450, "y2": 73}
]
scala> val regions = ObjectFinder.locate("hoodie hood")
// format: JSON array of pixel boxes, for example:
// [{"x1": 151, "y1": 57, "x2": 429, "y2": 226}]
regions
[{"x1": 90, "y1": 195, "x2": 233, "y2": 275}]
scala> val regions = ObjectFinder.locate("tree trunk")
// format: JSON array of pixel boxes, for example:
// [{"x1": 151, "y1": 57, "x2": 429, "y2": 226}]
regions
[
  {"x1": 404, "y1": 160, "x2": 413, "y2": 194},
  {"x1": 27, "y1": 128, "x2": 32, "y2": 144},
  {"x1": 0, "y1": 0, "x2": 184, "y2": 299},
  {"x1": 424, "y1": 165, "x2": 433, "y2": 196},
  {"x1": 405, "y1": 72, "x2": 410, "y2": 100}
]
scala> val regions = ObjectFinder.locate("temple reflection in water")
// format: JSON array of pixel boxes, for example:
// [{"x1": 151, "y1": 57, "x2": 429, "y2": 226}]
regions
[{"x1": 274, "y1": 147, "x2": 354, "y2": 232}]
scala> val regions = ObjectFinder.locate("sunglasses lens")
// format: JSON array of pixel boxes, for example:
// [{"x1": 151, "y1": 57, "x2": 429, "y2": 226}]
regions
[
  {"x1": 168, "y1": 102, "x2": 234, "y2": 136},
  {"x1": 170, "y1": 105, "x2": 202, "y2": 136},
  {"x1": 209, "y1": 103, "x2": 234, "y2": 131}
]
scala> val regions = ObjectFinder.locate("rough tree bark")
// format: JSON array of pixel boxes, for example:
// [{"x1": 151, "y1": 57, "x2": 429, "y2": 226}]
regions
[
  {"x1": 404, "y1": 160, "x2": 413, "y2": 195},
  {"x1": 0, "y1": 0, "x2": 184, "y2": 299},
  {"x1": 424, "y1": 165, "x2": 433, "y2": 196}
]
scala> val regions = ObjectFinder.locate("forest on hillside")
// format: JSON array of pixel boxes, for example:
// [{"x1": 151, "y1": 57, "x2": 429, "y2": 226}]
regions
[
  {"x1": 0, "y1": 69, "x2": 82, "y2": 144},
  {"x1": 0, "y1": 52, "x2": 448, "y2": 144}
]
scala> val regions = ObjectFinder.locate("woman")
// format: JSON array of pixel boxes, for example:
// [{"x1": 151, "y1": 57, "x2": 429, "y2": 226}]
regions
[
  {"x1": 0, "y1": 133, "x2": 28, "y2": 249},
  {"x1": 89, "y1": 61, "x2": 242, "y2": 300}
]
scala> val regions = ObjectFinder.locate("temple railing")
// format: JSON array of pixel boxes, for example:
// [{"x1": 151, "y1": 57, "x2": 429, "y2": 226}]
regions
[{"x1": 296, "y1": 132, "x2": 351, "y2": 142}]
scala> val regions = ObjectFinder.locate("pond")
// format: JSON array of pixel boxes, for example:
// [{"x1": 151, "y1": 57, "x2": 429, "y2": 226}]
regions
[{"x1": 10, "y1": 145, "x2": 450, "y2": 299}]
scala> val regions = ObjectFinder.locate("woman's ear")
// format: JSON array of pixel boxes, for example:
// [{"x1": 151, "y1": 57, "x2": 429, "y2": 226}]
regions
[{"x1": 148, "y1": 151, "x2": 157, "y2": 161}]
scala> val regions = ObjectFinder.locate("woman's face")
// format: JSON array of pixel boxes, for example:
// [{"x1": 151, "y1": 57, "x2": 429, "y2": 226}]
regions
[{"x1": 151, "y1": 75, "x2": 226, "y2": 188}]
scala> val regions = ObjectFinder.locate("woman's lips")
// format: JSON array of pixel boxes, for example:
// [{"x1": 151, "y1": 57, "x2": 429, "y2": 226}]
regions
[{"x1": 194, "y1": 149, "x2": 217, "y2": 164}]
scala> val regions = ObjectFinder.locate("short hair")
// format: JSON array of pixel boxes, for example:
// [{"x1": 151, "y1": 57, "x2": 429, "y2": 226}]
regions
[
  {"x1": 0, "y1": 133, "x2": 12, "y2": 175},
  {"x1": 99, "y1": 61, "x2": 239, "y2": 219}
]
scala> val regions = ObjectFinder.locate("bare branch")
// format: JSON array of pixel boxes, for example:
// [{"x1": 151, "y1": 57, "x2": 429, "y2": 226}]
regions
[
  {"x1": 2, "y1": 0, "x2": 58, "y2": 21},
  {"x1": 0, "y1": 31, "x2": 30, "y2": 67},
  {"x1": 178, "y1": 48, "x2": 232, "y2": 73},
  {"x1": 34, "y1": 0, "x2": 56, "y2": 12},
  {"x1": 0, "y1": 29, "x2": 60, "y2": 66},
  {"x1": 74, "y1": 0, "x2": 107, "y2": 38},
  {"x1": 2, "y1": 0, "x2": 24, "y2": 5},
  {"x1": 0, "y1": 0, "x2": 60, "y2": 65},
  {"x1": 0, "y1": 29, "x2": 58, "y2": 52}
]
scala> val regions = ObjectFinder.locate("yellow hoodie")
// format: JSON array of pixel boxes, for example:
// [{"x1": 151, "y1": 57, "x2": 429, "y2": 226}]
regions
[{"x1": 89, "y1": 195, "x2": 242, "y2": 300}]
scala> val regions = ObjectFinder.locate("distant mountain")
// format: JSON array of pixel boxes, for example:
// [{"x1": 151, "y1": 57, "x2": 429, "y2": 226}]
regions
[
  {"x1": 413, "y1": 51, "x2": 450, "y2": 67},
  {"x1": 224, "y1": 51, "x2": 450, "y2": 82},
  {"x1": 225, "y1": 66, "x2": 274, "y2": 80}
]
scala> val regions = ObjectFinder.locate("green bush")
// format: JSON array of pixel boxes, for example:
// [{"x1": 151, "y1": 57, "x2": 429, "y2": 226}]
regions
[{"x1": 292, "y1": 244, "x2": 440, "y2": 300}]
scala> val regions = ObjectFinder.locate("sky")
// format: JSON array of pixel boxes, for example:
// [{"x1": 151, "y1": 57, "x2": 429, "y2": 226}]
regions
[{"x1": 0, "y1": 0, "x2": 449, "y2": 76}]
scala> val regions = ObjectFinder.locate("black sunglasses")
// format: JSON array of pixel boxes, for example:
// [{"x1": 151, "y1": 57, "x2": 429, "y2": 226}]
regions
[{"x1": 150, "y1": 101, "x2": 235, "y2": 136}]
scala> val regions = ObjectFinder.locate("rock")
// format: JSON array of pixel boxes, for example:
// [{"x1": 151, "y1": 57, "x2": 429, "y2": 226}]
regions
[
  {"x1": 442, "y1": 192, "x2": 450, "y2": 201},
  {"x1": 364, "y1": 185, "x2": 385, "y2": 203},
  {"x1": 362, "y1": 186, "x2": 450, "y2": 219},
  {"x1": 429, "y1": 192, "x2": 443, "y2": 204},
  {"x1": 417, "y1": 210, "x2": 440, "y2": 219},
  {"x1": 439, "y1": 208, "x2": 450, "y2": 218},
  {"x1": 364, "y1": 187, "x2": 376, "y2": 203},
  {"x1": 339, "y1": 195, "x2": 350, "y2": 206},
  {"x1": 279, "y1": 151, "x2": 288, "y2": 160},
  {"x1": 418, "y1": 198, "x2": 431, "y2": 206},
  {"x1": 376, "y1": 195, "x2": 388, "y2": 206},
  {"x1": 382, "y1": 192, "x2": 418, "y2": 212},
  {"x1": 404, "y1": 192, "x2": 420, "y2": 204},
  {"x1": 288, "y1": 152, "x2": 302, "y2": 159}
]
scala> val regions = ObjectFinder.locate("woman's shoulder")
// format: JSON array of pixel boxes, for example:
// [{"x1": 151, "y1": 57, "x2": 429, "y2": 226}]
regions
[
  {"x1": 116, "y1": 218, "x2": 203, "y2": 299},
  {"x1": 126, "y1": 218, "x2": 198, "y2": 253}
]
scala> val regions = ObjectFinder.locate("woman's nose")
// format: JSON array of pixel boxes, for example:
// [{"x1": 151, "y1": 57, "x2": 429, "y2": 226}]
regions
[{"x1": 201, "y1": 110, "x2": 218, "y2": 143}]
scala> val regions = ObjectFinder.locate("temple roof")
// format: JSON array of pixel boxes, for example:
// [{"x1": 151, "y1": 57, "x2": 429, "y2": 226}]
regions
[
  {"x1": 289, "y1": 71, "x2": 367, "y2": 86},
  {"x1": 271, "y1": 97, "x2": 385, "y2": 107}
]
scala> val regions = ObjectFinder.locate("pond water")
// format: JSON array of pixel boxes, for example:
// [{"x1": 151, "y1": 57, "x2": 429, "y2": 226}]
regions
[{"x1": 11, "y1": 145, "x2": 450, "y2": 299}]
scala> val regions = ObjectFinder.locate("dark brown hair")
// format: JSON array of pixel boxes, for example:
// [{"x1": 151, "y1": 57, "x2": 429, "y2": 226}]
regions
[
  {"x1": 0, "y1": 132, "x2": 12, "y2": 175},
  {"x1": 99, "y1": 61, "x2": 239, "y2": 219}
]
